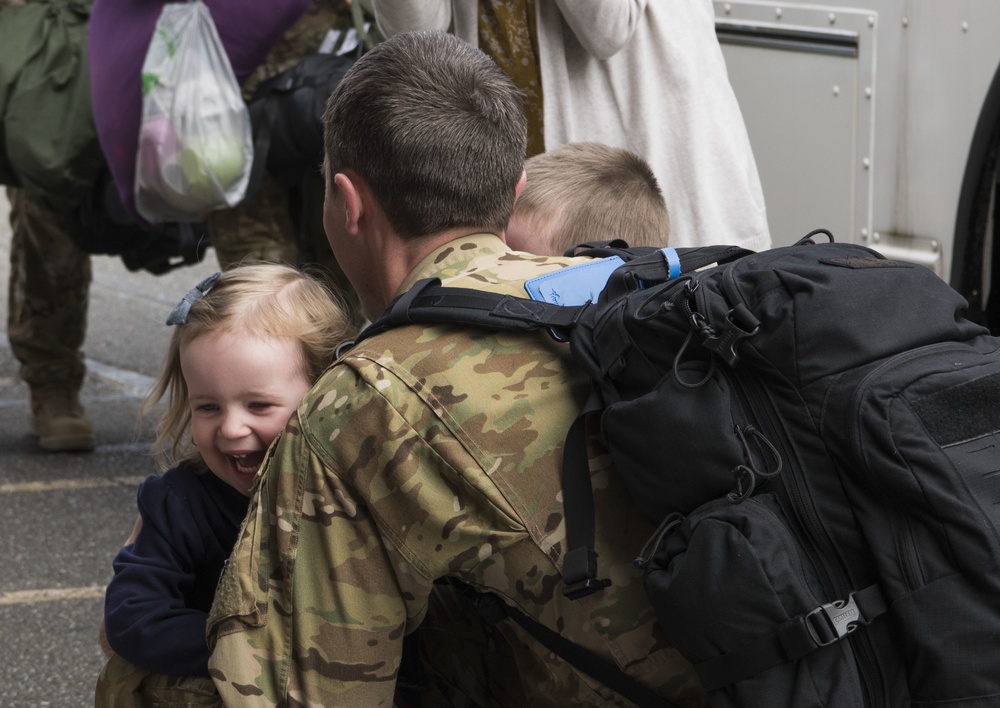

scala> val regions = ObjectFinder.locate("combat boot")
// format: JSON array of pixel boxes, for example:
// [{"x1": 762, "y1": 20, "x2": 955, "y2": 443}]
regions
[{"x1": 30, "y1": 385, "x2": 95, "y2": 452}]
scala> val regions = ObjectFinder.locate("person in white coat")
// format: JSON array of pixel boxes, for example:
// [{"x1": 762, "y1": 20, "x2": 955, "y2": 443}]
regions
[{"x1": 372, "y1": 0, "x2": 772, "y2": 252}]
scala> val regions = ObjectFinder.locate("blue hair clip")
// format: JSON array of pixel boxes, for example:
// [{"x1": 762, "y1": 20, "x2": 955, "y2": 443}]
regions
[{"x1": 166, "y1": 272, "x2": 221, "y2": 326}]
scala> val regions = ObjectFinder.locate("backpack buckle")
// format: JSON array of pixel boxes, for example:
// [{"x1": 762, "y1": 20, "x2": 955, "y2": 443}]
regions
[
  {"x1": 562, "y1": 547, "x2": 611, "y2": 599},
  {"x1": 563, "y1": 577, "x2": 612, "y2": 600},
  {"x1": 805, "y1": 593, "x2": 862, "y2": 646},
  {"x1": 700, "y1": 303, "x2": 760, "y2": 367}
]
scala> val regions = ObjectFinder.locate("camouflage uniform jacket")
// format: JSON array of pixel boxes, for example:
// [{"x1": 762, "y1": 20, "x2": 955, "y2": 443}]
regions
[{"x1": 207, "y1": 234, "x2": 707, "y2": 707}]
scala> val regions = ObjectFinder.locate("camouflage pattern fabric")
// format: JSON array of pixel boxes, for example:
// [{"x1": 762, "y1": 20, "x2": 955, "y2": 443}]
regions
[
  {"x1": 208, "y1": 0, "x2": 362, "y2": 323},
  {"x1": 207, "y1": 234, "x2": 708, "y2": 707},
  {"x1": 478, "y1": 0, "x2": 545, "y2": 158},
  {"x1": 3, "y1": 2, "x2": 90, "y2": 390},
  {"x1": 5, "y1": 188, "x2": 90, "y2": 389},
  {"x1": 95, "y1": 653, "x2": 221, "y2": 708}
]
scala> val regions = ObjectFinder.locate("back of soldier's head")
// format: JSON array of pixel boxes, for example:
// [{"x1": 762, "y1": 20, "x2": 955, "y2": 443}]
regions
[
  {"x1": 510, "y1": 142, "x2": 670, "y2": 256},
  {"x1": 322, "y1": 30, "x2": 528, "y2": 240}
]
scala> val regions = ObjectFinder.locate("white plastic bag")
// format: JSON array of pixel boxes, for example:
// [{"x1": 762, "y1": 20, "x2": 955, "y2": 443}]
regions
[{"x1": 135, "y1": 0, "x2": 253, "y2": 223}]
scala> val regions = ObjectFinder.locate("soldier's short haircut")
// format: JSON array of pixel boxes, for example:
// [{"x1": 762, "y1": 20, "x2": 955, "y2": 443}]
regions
[
  {"x1": 145, "y1": 264, "x2": 355, "y2": 467},
  {"x1": 513, "y1": 142, "x2": 671, "y2": 255},
  {"x1": 322, "y1": 30, "x2": 528, "y2": 239}
]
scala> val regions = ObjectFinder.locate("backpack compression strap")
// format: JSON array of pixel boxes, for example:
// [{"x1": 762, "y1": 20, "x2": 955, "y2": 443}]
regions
[{"x1": 693, "y1": 583, "x2": 889, "y2": 690}]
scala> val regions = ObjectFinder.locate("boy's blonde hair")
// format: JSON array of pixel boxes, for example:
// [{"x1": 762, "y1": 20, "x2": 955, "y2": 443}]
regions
[
  {"x1": 143, "y1": 264, "x2": 356, "y2": 467},
  {"x1": 512, "y1": 142, "x2": 670, "y2": 255}
]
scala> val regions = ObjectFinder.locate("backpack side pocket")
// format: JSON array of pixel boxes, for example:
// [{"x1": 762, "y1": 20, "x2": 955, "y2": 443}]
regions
[{"x1": 642, "y1": 494, "x2": 866, "y2": 708}]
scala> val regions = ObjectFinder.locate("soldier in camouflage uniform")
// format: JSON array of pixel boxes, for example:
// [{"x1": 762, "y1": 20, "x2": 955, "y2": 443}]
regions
[
  {"x1": 208, "y1": 0, "x2": 368, "y2": 327},
  {"x1": 207, "y1": 31, "x2": 708, "y2": 707},
  {"x1": 5, "y1": 191, "x2": 94, "y2": 452},
  {"x1": 1, "y1": 0, "x2": 94, "y2": 451}
]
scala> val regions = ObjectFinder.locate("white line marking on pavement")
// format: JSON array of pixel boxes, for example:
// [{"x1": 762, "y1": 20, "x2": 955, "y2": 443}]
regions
[
  {"x1": 0, "y1": 476, "x2": 146, "y2": 494},
  {"x1": 84, "y1": 357, "x2": 157, "y2": 398},
  {"x1": 0, "y1": 585, "x2": 106, "y2": 606}
]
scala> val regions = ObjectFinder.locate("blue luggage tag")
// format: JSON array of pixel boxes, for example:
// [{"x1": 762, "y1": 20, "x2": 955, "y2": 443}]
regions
[
  {"x1": 524, "y1": 248, "x2": 681, "y2": 305},
  {"x1": 524, "y1": 257, "x2": 625, "y2": 306}
]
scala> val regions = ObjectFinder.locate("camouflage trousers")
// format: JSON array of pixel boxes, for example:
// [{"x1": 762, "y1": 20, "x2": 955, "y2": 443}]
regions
[
  {"x1": 5, "y1": 187, "x2": 91, "y2": 390},
  {"x1": 95, "y1": 654, "x2": 221, "y2": 708}
]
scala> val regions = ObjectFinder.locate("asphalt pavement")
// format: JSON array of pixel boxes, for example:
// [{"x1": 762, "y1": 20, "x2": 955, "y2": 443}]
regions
[{"x1": 0, "y1": 193, "x2": 221, "y2": 707}]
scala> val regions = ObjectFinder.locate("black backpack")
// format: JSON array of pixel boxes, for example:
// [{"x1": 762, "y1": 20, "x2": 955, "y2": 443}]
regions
[
  {"x1": 66, "y1": 170, "x2": 209, "y2": 275},
  {"x1": 243, "y1": 2, "x2": 380, "y2": 204},
  {"x1": 355, "y1": 232, "x2": 1000, "y2": 707},
  {"x1": 245, "y1": 51, "x2": 355, "y2": 193}
]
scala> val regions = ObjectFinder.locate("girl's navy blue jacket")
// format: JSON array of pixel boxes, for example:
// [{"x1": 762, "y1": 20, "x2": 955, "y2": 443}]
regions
[{"x1": 103, "y1": 460, "x2": 249, "y2": 676}]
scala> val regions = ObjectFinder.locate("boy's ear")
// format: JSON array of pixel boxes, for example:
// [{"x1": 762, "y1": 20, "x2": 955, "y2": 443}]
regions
[{"x1": 514, "y1": 170, "x2": 527, "y2": 204}]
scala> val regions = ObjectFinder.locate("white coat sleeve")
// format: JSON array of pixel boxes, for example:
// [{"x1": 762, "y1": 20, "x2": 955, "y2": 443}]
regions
[
  {"x1": 371, "y1": 0, "x2": 453, "y2": 37},
  {"x1": 550, "y1": 0, "x2": 649, "y2": 59}
]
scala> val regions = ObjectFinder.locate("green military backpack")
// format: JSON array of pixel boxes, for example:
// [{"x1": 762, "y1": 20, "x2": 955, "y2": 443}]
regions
[{"x1": 0, "y1": 0, "x2": 104, "y2": 213}]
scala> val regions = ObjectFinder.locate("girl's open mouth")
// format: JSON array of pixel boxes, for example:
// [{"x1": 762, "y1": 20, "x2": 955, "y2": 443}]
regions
[{"x1": 230, "y1": 452, "x2": 264, "y2": 476}]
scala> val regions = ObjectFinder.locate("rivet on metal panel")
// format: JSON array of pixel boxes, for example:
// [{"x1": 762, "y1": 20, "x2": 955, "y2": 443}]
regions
[
  {"x1": 871, "y1": 232, "x2": 880, "y2": 243},
  {"x1": 828, "y1": 13, "x2": 836, "y2": 24},
  {"x1": 724, "y1": 3, "x2": 732, "y2": 14},
  {"x1": 861, "y1": 228, "x2": 870, "y2": 239},
  {"x1": 868, "y1": 15, "x2": 875, "y2": 27},
  {"x1": 863, "y1": 158, "x2": 871, "y2": 170},
  {"x1": 865, "y1": 87, "x2": 872, "y2": 99},
  {"x1": 932, "y1": 240, "x2": 940, "y2": 252},
  {"x1": 833, "y1": 85, "x2": 840, "y2": 97},
  {"x1": 775, "y1": 7, "x2": 782, "y2": 19},
  {"x1": 902, "y1": 17, "x2": 908, "y2": 28},
  {"x1": 962, "y1": 22, "x2": 969, "y2": 33}
]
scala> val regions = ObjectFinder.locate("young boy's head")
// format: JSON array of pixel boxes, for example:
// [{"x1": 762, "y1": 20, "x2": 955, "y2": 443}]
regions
[{"x1": 505, "y1": 142, "x2": 670, "y2": 257}]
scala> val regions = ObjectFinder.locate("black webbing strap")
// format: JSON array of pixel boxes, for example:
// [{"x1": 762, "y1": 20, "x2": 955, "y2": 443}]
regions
[
  {"x1": 454, "y1": 583, "x2": 677, "y2": 708},
  {"x1": 694, "y1": 583, "x2": 888, "y2": 691},
  {"x1": 357, "y1": 278, "x2": 585, "y2": 343},
  {"x1": 600, "y1": 245, "x2": 754, "y2": 302},
  {"x1": 559, "y1": 389, "x2": 610, "y2": 600}
]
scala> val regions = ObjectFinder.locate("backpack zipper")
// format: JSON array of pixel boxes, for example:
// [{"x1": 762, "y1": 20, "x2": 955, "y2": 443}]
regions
[
  {"x1": 714, "y1": 256, "x2": 889, "y2": 705},
  {"x1": 730, "y1": 364, "x2": 888, "y2": 708}
]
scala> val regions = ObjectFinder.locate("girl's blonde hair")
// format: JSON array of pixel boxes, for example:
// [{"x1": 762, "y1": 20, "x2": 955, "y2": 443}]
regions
[{"x1": 143, "y1": 264, "x2": 356, "y2": 467}]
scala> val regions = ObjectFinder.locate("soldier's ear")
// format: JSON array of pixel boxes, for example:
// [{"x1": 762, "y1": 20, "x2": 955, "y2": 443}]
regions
[{"x1": 334, "y1": 172, "x2": 363, "y2": 235}]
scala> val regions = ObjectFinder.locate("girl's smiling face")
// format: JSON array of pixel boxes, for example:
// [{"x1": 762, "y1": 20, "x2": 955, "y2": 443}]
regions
[{"x1": 180, "y1": 329, "x2": 312, "y2": 496}]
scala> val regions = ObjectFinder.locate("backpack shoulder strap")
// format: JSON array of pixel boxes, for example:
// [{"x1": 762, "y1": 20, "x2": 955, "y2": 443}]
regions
[
  {"x1": 356, "y1": 278, "x2": 586, "y2": 344},
  {"x1": 350, "y1": 246, "x2": 758, "y2": 615},
  {"x1": 358, "y1": 244, "x2": 753, "y2": 343}
]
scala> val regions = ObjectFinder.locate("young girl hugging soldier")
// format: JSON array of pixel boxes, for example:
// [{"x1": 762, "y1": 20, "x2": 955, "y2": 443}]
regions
[{"x1": 95, "y1": 264, "x2": 355, "y2": 707}]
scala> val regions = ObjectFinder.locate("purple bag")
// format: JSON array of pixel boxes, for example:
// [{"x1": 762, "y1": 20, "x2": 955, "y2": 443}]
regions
[{"x1": 87, "y1": 0, "x2": 309, "y2": 224}]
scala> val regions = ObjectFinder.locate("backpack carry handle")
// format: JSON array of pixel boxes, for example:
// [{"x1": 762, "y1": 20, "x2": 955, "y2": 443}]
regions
[{"x1": 602, "y1": 244, "x2": 755, "y2": 302}]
